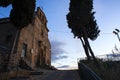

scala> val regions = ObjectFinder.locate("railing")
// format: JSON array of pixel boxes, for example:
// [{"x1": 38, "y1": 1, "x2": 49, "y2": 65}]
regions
[{"x1": 78, "y1": 62, "x2": 102, "y2": 80}]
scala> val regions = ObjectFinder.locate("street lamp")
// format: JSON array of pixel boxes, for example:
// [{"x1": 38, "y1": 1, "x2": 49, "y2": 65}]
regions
[{"x1": 113, "y1": 29, "x2": 120, "y2": 42}]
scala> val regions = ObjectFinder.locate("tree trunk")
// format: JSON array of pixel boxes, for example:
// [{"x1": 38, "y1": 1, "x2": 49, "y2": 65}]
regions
[
  {"x1": 84, "y1": 37, "x2": 96, "y2": 60},
  {"x1": 80, "y1": 38, "x2": 91, "y2": 60},
  {"x1": 82, "y1": 26, "x2": 97, "y2": 62},
  {"x1": 82, "y1": 26, "x2": 99, "y2": 67},
  {"x1": 83, "y1": 36, "x2": 100, "y2": 66},
  {"x1": 86, "y1": 39, "x2": 100, "y2": 66}
]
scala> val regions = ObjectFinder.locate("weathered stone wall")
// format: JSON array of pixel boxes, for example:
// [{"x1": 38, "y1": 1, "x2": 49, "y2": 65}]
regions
[{"x1": 0, "y1": 7, "x2": 51, "y2": 70}]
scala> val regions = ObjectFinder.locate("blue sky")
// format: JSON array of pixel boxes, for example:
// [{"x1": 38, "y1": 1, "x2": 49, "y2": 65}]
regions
[{"x1": 0, "y1": 0, "x2": 120, "y2": 70}]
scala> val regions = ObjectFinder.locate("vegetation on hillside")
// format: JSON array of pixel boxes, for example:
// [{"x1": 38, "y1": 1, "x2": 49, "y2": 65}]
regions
[{"x1": 81, "y1": 59, "x2": 120, "y2": 80}]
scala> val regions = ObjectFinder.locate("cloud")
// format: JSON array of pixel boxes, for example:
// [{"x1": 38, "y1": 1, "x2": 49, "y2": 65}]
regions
[
  {"x1": 57, "y1": 65, "x2": 78, "y2": 70},
  {"x1": 50, "y1": 40, "x2": 68, "y2": 62},
  {"x1": 52, "y1": 56, "x2": 68, "y2": 61},
  {"x1": 57, "y1": 65, "x2": 70, "y2": 68}
]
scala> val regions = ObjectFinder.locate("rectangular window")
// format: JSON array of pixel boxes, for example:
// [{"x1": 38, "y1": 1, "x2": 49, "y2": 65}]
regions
[
  {"x1": 38, "y1": 41, "x2": 42, "y2": 46},
  {"x1": 21, "y1": 43, "x2": 27, "y2": 58}
]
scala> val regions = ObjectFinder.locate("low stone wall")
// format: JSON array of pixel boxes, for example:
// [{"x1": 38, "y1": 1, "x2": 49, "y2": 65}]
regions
[{"x1": 78, "y1": 62, "x2": 102, "y2": 80}]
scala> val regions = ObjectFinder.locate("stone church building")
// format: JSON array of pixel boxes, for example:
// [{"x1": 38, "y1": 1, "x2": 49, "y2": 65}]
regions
[{"x1": 0, "y1": 7, "x2": 51, "y2": 70}]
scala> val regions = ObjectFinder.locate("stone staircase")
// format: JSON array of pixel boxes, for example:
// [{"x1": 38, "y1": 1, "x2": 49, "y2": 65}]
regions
[
  {"x1": 19, "y1": 58, "x2": 33, "y2": 70},
  {"x1": 8, "y1": 53, "x2": 18, "y2": 70}
]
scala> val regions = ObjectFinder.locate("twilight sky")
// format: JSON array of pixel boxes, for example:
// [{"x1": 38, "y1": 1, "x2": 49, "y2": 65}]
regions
[{"x1": 0, "y1": 0, "x2": 120, "y2": 70}]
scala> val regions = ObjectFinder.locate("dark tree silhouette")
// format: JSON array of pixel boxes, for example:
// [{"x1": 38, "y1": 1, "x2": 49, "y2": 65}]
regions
[
  {"x1": 67, "y1": 0, "x2": 100, "y2": 61},
  {"x1": 10, "y1": 0, "x2": 35, "y2": 28},
  {"x1": 0, "y1": 0, "x2": 13, "y2": 7},
  {"x1": 0, "y1": 0, "x2": 36, "y2": 28}
]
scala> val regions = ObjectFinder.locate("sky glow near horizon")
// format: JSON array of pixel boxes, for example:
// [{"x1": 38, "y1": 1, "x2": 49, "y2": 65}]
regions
[{"x1": 0, "y1": 0, "x2": 120, "y2": 70}]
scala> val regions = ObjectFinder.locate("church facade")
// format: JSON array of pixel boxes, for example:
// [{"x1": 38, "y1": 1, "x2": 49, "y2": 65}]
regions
[{"x1": 0, "y1": 7, "x2": 51, "y2": 70}]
